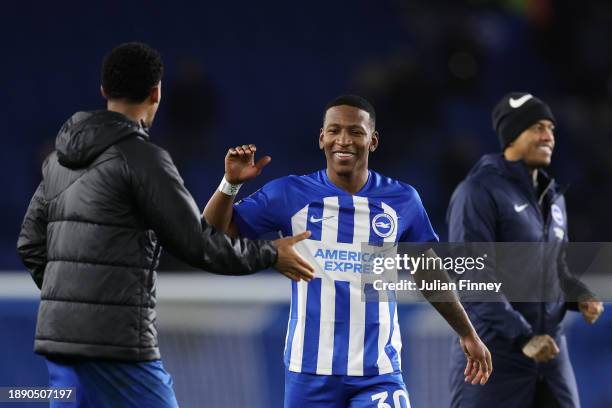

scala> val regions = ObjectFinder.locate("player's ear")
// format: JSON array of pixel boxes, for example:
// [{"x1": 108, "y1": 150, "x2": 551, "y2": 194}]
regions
[
  {"x1": 319, "y1": 128, "x2": 325, "y2": 150},
  {"x1": 150, "y1": 82, "x2": 161, "y2": 104},
  {"x1": 100, "y1": 85, "x2": 107, "y2": 99},
  {"x1": 369, "y1": 130, "x2": 379, "y2": 152}
]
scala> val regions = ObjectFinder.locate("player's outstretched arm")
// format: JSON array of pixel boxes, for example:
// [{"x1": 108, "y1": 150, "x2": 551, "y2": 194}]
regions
[
  {"x1": 413, "y1": 249, "x2": 492, "y2": 385},
  {"x1": 203, "y1": 144, "x2": 270, "y2": 237},
  {"x1": 123, "y1": 141, "x2": 298, "y2": 277}
]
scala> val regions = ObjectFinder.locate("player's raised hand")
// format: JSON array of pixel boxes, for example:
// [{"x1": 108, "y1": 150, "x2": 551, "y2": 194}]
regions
[
  {"x1": 273, "y1": 231, "x2": 315, "y2": 282},
  {"x1": 460, "y1": 332, "x2": 493, "y2": 385},
  {"x1": 225, "y1": 144, "x2": 271, "y2": 184}
]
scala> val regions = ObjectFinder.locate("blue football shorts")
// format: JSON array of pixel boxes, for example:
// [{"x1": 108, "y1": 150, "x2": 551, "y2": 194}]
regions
[
  {"x1": 46, "y1": 357, "x2": 179, "y2": 408},
  {"x1": 285, "y1": 369, "x2": 411, "y2": 408}
]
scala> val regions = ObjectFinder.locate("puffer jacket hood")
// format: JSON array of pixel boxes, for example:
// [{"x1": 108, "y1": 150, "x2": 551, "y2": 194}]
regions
[{"x1": 56, "y1": 110, "x2": 148, "y2": 169}]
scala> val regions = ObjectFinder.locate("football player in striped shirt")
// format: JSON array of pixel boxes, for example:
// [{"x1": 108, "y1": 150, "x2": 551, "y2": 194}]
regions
[{"x1": 203, "y1": 95, "x2": 492, "y2": 407}]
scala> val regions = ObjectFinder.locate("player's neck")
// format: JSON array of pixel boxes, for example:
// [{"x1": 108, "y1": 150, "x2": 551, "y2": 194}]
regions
[
  {"x1": 326, "y1": 168, "x2": 369, "y2": 195},
  {"x1": 107, "y1": 101, "x2": 148, "y2": 125}
]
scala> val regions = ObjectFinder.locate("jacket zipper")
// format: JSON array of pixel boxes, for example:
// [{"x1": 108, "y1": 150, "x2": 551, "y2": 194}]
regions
[{"x1": 530, "y1": 178, "x2": 554, "y2": 343}]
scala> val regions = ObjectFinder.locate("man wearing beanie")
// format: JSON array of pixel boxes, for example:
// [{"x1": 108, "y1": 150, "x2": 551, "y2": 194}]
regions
[{"x1": 446, "y1": 92, "x2": 604, "y2": 407}]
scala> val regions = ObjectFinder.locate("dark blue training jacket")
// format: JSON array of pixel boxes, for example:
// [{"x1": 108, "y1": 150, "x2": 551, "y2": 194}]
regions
[{"x1": 446, "y1": 153, "x2": 592, "y2": 408}]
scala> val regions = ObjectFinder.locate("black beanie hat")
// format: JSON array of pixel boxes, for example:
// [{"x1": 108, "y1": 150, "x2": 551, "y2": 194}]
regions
[{"x1": 491, "y1": 92, "x2": 556, "y2": 149}]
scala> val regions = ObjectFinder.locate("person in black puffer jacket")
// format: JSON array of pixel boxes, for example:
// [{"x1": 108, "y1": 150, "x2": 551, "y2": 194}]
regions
[{"x1": 17, "y1": 42, "x2": 313, "y2": 408}]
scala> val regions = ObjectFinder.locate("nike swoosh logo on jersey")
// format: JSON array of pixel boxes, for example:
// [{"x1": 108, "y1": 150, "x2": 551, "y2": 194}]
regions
[
  {"x1": 309, "y1": 215, "x2": 335, "y2": 223},
  {"x1": 509, "y1": 94, "x2": 533, "y2": 108},
  {"x1": 514, "y1": 203, "x2": 529, "y2": 213}
]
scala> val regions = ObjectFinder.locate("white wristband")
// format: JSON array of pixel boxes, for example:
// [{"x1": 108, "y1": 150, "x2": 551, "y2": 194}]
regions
[{"x1": 218, "y1": 176, "x2": 243, "y2": 196}]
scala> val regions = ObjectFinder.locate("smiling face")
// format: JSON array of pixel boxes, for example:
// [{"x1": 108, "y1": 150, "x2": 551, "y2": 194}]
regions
[
  {"x1": 319, "y1": 105, "x2": 379, "y2": 178},
  {"x1": 505, "y1": 119, "x2": 555, "y2": 168}
]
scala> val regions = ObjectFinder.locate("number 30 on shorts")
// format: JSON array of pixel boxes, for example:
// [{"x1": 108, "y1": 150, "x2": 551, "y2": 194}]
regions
[{"x1": 371, "y1": 390, "x2": 411, "y2": 408}]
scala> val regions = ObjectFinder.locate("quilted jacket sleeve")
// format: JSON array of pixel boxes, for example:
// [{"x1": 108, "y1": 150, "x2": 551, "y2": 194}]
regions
[{"x1": 121, "y1": 139, "x2": 277, "y2": 275}]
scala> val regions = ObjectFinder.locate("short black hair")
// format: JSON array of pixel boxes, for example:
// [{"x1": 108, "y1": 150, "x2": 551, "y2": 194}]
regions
[
  {"x1": 324, "y1": 94, "x2": 376, "y2": 128},
  {"x1": 101, "y1": 42, "x2": 164, "y2": 103}
]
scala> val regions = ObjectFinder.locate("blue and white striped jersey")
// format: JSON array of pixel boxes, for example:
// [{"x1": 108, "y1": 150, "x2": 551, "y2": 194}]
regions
[{"x1": 233, "y1": 169, "x2": 438, "y2": 376}]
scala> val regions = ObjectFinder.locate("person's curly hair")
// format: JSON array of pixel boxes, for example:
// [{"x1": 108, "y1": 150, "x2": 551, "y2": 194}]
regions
[{"x1": 101, "y1": 42, "x2": 163, "y2": 103}]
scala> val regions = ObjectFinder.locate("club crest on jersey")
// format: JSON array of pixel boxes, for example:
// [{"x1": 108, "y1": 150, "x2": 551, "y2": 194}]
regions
[
  {"x1": 372, "y1": 213, "x2": 395, "y2": 238},
  {"x1": 551, "y1": 204, "x2": 564, "y2": 226}
]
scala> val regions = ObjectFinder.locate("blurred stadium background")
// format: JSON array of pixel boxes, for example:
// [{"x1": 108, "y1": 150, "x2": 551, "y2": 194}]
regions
[{"x1": 1, "y1": 0, "x2": 611, "y2": 407}]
